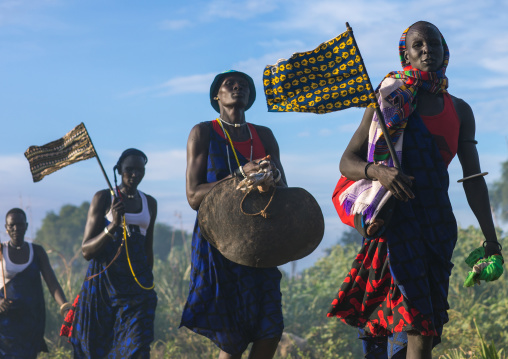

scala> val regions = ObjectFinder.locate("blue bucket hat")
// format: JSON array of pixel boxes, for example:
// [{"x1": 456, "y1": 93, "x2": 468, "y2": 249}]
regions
[{"x1": 210, "y1": 70, "x2": 256, "y2": 113}]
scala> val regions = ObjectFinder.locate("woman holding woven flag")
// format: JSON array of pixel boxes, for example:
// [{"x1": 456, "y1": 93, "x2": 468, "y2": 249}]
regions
[
  {"x1": 327, "y1": 21, "x2": 503, "y2": 358},
  {"x1": 66, "y1": 148, "x2": 158, "y2": 358}
]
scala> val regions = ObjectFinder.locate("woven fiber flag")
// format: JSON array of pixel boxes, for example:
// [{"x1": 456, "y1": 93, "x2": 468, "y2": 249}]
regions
[
  {"x1": 264, "y1": 30, "x2": 376, "y2": 114},
  {"x1": 25, "y1": 123, "x2": 96, "y2": 182}
]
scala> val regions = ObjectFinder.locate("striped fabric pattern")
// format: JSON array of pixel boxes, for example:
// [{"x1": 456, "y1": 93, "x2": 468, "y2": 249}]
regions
[
  {"x1": 373, "y1": 26, "x2": 450, "y2": 162},
  {"x1": 24, "y1": 123, "x2": 96, "y2": 182}
]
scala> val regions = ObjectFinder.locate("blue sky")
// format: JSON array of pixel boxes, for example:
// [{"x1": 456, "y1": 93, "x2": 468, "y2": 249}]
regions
[{"x1": 1, "y1": 0, "x2": 507, "y2": 269}]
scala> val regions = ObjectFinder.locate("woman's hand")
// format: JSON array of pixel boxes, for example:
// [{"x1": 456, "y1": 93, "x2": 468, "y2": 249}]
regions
[
  {"x1": 241, "y1": 156, "x2": 279, "y2": 192},
  {"x1": 110, "y1": 197, "x2": 126, "y2": 227},
  {"x1": 0, "y1": 298, "x2": 12, "y2": 314},
  {"x1": 242, "y1": 155, "x2": 274, "y2": 176},
  {"x1": 371, "y1": 164, "x2": 415, "y2": 202}
]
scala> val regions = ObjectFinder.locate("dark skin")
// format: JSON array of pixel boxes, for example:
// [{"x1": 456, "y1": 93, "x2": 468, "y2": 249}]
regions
[
  {"x1": 340, "y1": 22, "x2": 500, "y2": 359},
  {"x1": 186, "y1": 74, "x2": 286, "y2": 359},
  {"x1": 0, "y1": 212, "x2": 68, "y2": 316},
  {"x1": 186, "y1": 74, "x2": 287, "y2": 211},
  {"x1": 81, "y1": 155, "x2": 157, "y2": 270}
]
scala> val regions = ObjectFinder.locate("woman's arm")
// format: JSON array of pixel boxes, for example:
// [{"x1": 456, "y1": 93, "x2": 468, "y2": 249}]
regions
[
  {"x1": 186, "y1": 123, "x2": 225, "y2": 210},
  {"x1": 81, "y1": 190, "x2": 124, "y2": 260},
  {"x1": 455, "y1": 97, "x2": 500, "y2": 256},
  {"x1": 340, "y1": 107, "x2": 414, "y2": 202},
  {"x1": 145, "y1": 195, "x2": 157, "y2": 269},
  {"x1": 34, "y1": 244, "x2": 67, "y2": 306}
]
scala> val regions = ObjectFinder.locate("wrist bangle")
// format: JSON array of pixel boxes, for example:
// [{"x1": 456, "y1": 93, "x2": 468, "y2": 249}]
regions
[
  {"x1": 483, "y1": 240, "x2": 502, "y2": 252},
  {"x1": 60, "y1": 302, "x2": 72, "y2": 317},
  {"x1": 274, "y1": 169, "x2": 282, "y2": 183},
  {"x1": 239, "y1": 166, "x2": 246, "y2": 178},
  {"x1": 365, "y1": 162, "x2": 375, "y2": 181},
  {"x1": 457, "y1": 172, "x2": 488, "y2": 183},
  {"x1": 104, "y1": 226, "x2": 115, "y2": 239},
  {"x1": 233, "y1": 166, "x2": 246, "y2": 178}
]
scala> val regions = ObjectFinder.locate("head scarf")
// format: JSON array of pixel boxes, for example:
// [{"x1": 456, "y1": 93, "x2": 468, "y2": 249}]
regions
[{"x1": 373, "y1": 23, "x2": 450, "y2": 162}]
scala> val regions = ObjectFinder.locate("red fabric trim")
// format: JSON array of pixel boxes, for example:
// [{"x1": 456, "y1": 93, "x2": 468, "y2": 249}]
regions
[
  {"x1": 60, "y1": 294, "x2": 80, "y2": 339},
  {"x1": 331, "y1": 175, "x2": 355, "y2": 228},
  {"x1": 212, "y1": 120, "x2": 266, "y2": 160},
  {"x1": 420, "y1": 93, "x2": 460, "y2": 167}
]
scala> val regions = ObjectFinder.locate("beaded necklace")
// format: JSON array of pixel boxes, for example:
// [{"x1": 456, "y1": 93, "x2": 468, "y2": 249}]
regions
[{"x1": 216, "y1": 118, "x2": 253, "y2": 174}]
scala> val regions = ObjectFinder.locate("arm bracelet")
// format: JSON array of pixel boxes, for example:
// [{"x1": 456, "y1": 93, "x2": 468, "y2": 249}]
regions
[
  {"x1": 365, "y1": 162, "x2": 375, "y2": 181},
  {"x1": 483, "y1": 240, "x2": 503, "y2": 252},
  {"x1": 274, "y1": 169, "x2": 282, "y2": 183},
  {"x1": 104, "y1": 226, "x2": 115, "y2": 239},
  {"x1": 60, "y1": 302, "x2": 72, "y2": 317},
  {"x1": 234, "y1": 166, "x2": 246, "y2": 178},
  {"x1": 457, "y1": 172, "x2": 488, "y2": 183}
]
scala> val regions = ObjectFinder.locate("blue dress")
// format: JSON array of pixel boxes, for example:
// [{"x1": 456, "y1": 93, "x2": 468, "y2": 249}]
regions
[
  {"x1": 180, "y1": 121, "x2": 284, "y2": 355},
  {"x1": 70, "y1": 192, "x2": 157, "y2": 359},
  {"x1": 0, "y1": 243, "x2": 47, "y2": 359}
]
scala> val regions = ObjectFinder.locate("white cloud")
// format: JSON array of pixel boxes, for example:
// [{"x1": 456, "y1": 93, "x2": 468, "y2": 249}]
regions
[
  {"x1": 481, "y1": 57, "x2": 508, "y2": 75},
  {"x1": 121, "y1": 73, "x2": 216, "y2": 98},
  {"x1": 204, "y1": 0, "x2": 278, "y2": 20},
  {"x1": 319, "y1": 128, "x2": 332, "y2": 137},
  {"x1": 159, "y1": 19, "x2": 192, "y2": 30},
  {"x1": 0, "y1": 0, "x2": 63, "y2": 28},
  {"x1": 143, "y1": 149, "x2": 186, "y2": 181}
]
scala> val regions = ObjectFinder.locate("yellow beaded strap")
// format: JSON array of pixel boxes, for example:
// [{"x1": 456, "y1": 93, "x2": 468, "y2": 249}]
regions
[
  {"x1": 123, "y1": 217, "x2": 154, "y2": 290},
  {"x1": 216, "y1": 119, "x2": 242, "y2": 168}
]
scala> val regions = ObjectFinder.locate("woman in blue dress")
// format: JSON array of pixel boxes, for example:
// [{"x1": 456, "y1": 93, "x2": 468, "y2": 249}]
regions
[
  {"x1": 69, "y1": 149, "x2": 158, "y2": 358},
  {"x1": 0, "y1": 208, "x2": 69, "y2": 358},
  {"x1": 180, "y1": 70, "x2": 287, "y2": 359}
]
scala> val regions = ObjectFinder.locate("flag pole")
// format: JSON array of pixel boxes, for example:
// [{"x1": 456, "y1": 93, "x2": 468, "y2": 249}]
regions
[
  {"x1": 345, "y1": 23, "x2": 401, "y2": 169},
  {"x1": 81, "y1": 123, "x2": 131, "y2": 237},
  {"x1": 81, "y1": 123, "x2": 116, "y2": 197},
  {"x1": 0, "y1": 244, "x2": 7, "y2": 299}
]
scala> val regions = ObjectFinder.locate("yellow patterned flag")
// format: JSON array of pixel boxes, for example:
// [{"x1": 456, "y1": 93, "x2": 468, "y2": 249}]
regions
[
  {"x1": 264, "y1": 30, "x2": 376, "y2": 114},
  {"x1": 24, "y1": 123, "x2": 96, "y2": 182}
]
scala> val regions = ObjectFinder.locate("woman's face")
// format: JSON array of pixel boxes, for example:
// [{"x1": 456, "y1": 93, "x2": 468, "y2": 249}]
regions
[
  {"x1": 120, "y1": 155, "x2": 145, "y2": 189},
  {"x1": 404, "y1": 25, "x2": 444, "y2": 72},
  {"x1": 216, "y1": 74, "x2": 250, "y2": 110},
  {"x1": 5, "y1": 212, "x2": 27, "y2": 244}
]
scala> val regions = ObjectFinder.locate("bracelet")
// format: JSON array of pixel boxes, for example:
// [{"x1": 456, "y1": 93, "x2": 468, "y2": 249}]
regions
[
  {"x1": 274, "y1": 169, "x2": 282, "y2": 183},
  {"x1": 239, "y1": 166, "x2": 246, "y2": 178},
  {"x1": 483, "y1": 240, "x2": 503, "y2": 252},
  {"x1": 365, "y1": 162, "x2": 375, "y2": 181},
  {"x1": 233, "y1": 166, "x2": 246, "y2": 178},
  {"x1": 104, "y1": 226, "x2": 115, "y2": 239},
  {"x1": 457, "y1": 172, "x2": 488, "y2": 183},
  {"x1": 60, "y1": 302, "x2": 72, "y2": 317}
]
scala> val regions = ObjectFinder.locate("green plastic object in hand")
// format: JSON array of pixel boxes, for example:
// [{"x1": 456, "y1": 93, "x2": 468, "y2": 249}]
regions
[
  {"x1": 463, "y1": 254, "x2": 504, "y2": 287},
  {"x1": 465, "y1": 247, "x2": 485, "y2": 268}
]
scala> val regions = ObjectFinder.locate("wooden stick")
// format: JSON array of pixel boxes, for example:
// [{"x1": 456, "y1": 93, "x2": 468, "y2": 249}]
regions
[
  {"x1": 345, "y1": 22, "x2": 401, "y2": 170},
  {"x1": 81, "y1": 123, "x2": 130, "y2": 237},
  {"x1": 0, "y1": 243, "x2": 7, "y2": 299},
  {"x1": 81, "y1": 123, "x2": 116, "y2": 196}
]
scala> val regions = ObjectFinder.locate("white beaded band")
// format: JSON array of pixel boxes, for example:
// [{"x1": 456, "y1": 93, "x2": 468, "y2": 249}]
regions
[
  {"x1": 457, "y1": 172, "x2": 488, "y2": 183},
  {"x1": 239, "y1": 166, "x2": 247, "y2": 178},
  {"x1": 104, "y1": 226, "x2": 115, "y2": 239}
]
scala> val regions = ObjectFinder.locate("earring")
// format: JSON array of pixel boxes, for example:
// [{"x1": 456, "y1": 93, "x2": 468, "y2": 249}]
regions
[{"x1": 214, "y1": 96, "x2": 219, "y2": 100}]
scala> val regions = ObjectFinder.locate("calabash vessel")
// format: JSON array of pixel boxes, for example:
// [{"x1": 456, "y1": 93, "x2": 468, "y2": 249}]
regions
[{"x1": 198, "y1": 177, "x2": 324, "y2": 267}]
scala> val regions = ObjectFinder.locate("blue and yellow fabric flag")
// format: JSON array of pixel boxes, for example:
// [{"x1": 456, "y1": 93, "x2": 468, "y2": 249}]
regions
[{"x1": 263, "y1": 30, "x2": 376, "y2": 114}]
